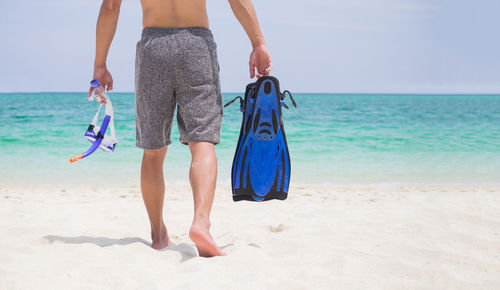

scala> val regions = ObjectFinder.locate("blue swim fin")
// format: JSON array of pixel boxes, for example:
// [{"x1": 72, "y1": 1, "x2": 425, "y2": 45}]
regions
[{"x1": 225, "y1": 76, "x2": 296, "y2": 201}]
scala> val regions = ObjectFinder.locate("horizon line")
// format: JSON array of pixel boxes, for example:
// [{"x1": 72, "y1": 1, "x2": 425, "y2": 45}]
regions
[{"x1": 1, "y1": 91, "x2": 500, "y2": 96}]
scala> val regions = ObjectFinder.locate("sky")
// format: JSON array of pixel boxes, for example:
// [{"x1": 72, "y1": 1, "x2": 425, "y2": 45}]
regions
[{"x1": 0, "y1": 0, "x2": 499, "y2": 93}]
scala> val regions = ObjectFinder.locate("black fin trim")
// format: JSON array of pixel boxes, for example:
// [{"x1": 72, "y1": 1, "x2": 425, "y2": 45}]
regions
[
  {"x1": 253, "y1": 109, "x2": 260, "y2": 134},
  {"x1": 272, "y1": 110, "x2": 278, "y2": 135}
]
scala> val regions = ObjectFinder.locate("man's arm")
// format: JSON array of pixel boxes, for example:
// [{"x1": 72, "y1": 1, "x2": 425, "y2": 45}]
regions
[
  {"x1": 228, "y1": 0, "x2": 272, "y2": 78},
  {"x1": 89, "y1": 0, "x2": 122, "y2": 100}
]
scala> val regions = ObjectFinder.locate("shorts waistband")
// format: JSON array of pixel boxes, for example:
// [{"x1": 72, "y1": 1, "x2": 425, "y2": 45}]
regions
[{"x1": 141, "y1": 26, "x2": 213, "y2": 39}]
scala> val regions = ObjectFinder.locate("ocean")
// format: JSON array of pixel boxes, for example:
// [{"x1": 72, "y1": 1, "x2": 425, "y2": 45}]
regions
[{"x1": 1, "y1": 93, "x2": 499, "y2": 187}]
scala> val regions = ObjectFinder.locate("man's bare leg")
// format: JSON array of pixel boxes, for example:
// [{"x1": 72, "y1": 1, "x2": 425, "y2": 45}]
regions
[
  {"x1": 188, "y1": 141, "x2": 225, "y2": 257},
  {"x1": 141, "y1": 148, "x2": 172, "y2": 250}
]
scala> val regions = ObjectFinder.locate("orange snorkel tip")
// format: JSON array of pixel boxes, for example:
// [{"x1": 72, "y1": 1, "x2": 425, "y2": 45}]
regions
[{"x1": 69, "y1": 154, "x2": 83, "y2": 164}]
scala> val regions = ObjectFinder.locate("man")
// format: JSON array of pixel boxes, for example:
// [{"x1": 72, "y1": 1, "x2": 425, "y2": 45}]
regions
[{"x1": 89, "y1": 0, "x2": 272, "y2": 257}]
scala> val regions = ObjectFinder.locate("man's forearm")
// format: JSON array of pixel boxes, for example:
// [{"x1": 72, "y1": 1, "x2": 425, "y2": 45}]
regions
[
  {"x1": 94, "y1": 0, "x2": 122, "y2": 67},
  {"x1": 228, "y1": 0, "x2": 266, "y2": 48}
]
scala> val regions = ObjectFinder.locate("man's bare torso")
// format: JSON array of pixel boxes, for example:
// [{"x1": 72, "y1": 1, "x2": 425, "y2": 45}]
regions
[{"x1": 140, "y1": 0, "x2": 209, "y2": 28}]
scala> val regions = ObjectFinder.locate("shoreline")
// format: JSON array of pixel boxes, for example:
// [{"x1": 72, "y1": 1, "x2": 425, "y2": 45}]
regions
[{"x1": 2, "y1": 182, "x2": 500, "y2": 192}]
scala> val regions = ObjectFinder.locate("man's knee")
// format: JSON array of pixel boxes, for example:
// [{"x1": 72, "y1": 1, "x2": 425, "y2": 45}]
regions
[
  {"x1": 143, "y1": 147, "x2": 167, "y2": 158},
  {"x1": 188, "y1": 141, "x2": 215, "y2": 152}
]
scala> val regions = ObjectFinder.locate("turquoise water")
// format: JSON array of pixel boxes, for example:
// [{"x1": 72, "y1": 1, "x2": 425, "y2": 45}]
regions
[{"x1": 0, "y1": 93, "x2": 499, "y2": 186}]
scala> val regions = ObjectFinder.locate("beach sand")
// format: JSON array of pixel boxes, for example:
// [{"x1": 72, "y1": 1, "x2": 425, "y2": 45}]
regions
[{"x1": 1, "y1": 184, "x2": 500, "y2": 289}]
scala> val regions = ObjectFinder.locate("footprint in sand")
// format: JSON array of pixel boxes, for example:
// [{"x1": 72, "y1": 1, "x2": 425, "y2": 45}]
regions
[{"x1": 269, "y1": 224, "x2": 286, "y2": 233}]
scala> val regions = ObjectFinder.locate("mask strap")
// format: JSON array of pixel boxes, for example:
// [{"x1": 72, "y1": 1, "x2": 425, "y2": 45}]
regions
[
  {"x1": 91, "y1": 104, "x2": 102, "y2": 126},
  {"x1": 104, "y1": 96, "x2": 116, "y2": 139}
]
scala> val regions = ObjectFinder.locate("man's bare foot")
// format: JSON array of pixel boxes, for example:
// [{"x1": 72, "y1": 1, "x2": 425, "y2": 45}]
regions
[
  {"x1": 151, "y1": 223, "x2": 171, "y2": 250},
  {"x1": 189, "y1": 220, "x2": 226, "y2": 257}
]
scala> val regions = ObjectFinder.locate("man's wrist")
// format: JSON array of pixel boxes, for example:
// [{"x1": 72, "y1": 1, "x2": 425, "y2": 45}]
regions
[
  {"x1": 94, "y1": 61, "x2": 107, "y2": 69},
  {"x1": 251, "y1": 37, "x2": 266, "y2": 49}
]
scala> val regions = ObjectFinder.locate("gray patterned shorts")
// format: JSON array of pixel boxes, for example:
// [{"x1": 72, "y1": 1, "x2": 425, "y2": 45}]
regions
[{"x1": 135, "y1": 27, "x2": 222, "y2": 149}]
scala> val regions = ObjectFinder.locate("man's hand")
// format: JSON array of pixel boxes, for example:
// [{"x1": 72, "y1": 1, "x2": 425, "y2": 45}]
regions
[
  {"x1": 88, "y1": 66, "x2": 113, "y2": 104},
  {"x1": 249, "y1": 44, "x2": 272, "y2": 78}
]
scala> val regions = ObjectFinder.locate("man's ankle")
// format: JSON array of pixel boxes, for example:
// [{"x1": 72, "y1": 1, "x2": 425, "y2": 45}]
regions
[
  {"x1": 151, "y1": 223, "x2": 165, "y2": 236},
  {"x1": 192, "y1": 216, "x2": 211, "y2": 228}
]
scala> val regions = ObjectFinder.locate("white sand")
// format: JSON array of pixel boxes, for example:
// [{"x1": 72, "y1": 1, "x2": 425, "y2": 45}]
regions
[{"x1": 1, "y1": 184, "x2": 500, "y2": 289}]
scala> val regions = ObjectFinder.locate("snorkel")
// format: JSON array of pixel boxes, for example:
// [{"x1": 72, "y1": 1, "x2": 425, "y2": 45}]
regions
[{"x1": 69, "y1": 80, "x2": 117, "y2": 164}]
